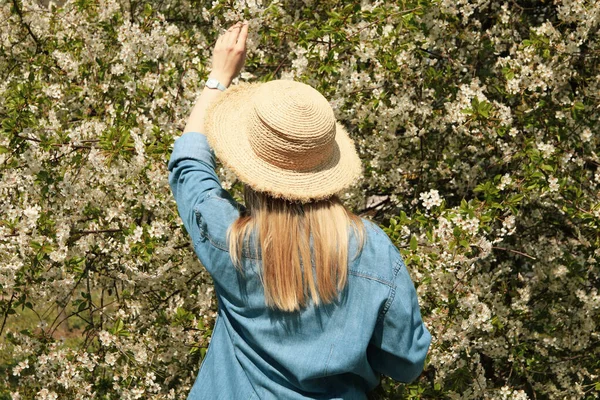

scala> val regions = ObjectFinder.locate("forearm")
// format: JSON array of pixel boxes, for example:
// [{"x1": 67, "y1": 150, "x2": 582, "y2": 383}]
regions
[{"x1": 183, "y1": 86, "x2": 225, "y2": 134}]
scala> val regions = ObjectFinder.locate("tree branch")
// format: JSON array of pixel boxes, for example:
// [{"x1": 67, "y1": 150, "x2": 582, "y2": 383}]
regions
[
  {"x1": 492, "y1": 246, "x2": 537, "y2": 260},
  {"x1": 0, "y1": 292, "x2": 17, "y2": 337}
]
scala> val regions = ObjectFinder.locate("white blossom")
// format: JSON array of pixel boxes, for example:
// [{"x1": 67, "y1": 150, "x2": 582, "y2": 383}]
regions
[
  {"x1": 537, "y1": 142, "x2": 556, "y2": 158},
  {"x1": 580, "y1": 127, "x2": 592, "y2": 142},
  {"x1": 548, "y1": 176, "x2": 559, "y2": 192},
  {"x1": 420, "y1": 189, "x2": 443, "y2": 210},
  {"x1": 497, "y1": 174, "x2": 512, "y2": 190}
]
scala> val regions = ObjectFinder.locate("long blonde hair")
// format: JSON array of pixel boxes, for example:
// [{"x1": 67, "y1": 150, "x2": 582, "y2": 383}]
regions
[{"x1": 228, "y1": 186, "x2": 365, "y2": 312}]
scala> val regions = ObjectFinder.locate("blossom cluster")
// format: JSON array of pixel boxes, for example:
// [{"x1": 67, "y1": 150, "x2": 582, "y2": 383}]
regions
[{"x1": 1, "y1": 0, "x2": 598, "y2": 399}]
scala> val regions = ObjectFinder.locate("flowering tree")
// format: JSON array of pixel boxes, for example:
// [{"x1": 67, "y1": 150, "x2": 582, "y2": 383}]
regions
[{"x1": 1, "y1": 0, "x2": 599, "y2": 399}]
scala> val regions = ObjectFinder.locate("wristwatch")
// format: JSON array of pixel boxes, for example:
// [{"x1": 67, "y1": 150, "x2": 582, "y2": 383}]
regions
[{"x1": 205, "y1": 78, "x2": 227, "y2": 91}]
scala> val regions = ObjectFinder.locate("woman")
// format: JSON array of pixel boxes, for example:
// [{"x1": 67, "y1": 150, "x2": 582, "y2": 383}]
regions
[{"x1": 168, "y1": 22, "x2": 431, "y2": 400}]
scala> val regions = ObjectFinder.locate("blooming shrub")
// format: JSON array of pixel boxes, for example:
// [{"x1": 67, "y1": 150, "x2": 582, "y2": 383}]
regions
[{"x1": 1, "y1": 0, "x2": 599, "y2": 399}]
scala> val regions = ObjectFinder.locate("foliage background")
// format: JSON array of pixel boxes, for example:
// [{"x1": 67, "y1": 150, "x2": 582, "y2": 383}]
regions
[{"x1": 1, "y1": 0, "x2": 599, "y2": 398}]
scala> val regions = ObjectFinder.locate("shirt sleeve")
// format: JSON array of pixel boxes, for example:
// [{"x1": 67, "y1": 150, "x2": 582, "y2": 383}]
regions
[
  {"x1": 367, "y1": 258, "x2": 431, "y2": 383},
  {"x1": 167, "y1": 132, "x2": 224, "y2": 243}
]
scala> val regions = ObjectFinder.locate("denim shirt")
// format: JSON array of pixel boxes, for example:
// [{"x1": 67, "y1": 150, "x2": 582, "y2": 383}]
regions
[{"x1": 168, "y1": 132, "x2": 431, "y2": 400}]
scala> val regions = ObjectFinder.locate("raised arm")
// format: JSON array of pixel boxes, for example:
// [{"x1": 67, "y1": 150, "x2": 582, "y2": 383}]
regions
[
  {"x1": 183, "y1": 21, "x2": 249, "y2": 134},
  {"x1": 168, "y1": 22, "x2": 249, "y2": 243}
]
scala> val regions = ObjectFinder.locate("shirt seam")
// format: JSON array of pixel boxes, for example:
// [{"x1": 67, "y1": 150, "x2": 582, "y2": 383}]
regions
[
  {"x1": 392, "y1": 256, "x2": 403, "y2": 279},
  {"x1": 376, "y1": 257, "x2": 404, "y2": 323},
  {"x1": 378, "y1": 285, "x2": 397, "y2": 324},
  {"x1": 347, "y1": 270, "x2": 394, "y2": 287}
]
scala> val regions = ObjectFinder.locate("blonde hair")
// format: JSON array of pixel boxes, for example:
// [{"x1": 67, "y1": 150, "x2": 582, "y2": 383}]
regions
[{"x1": 228, "y1": 186, "x2": 365, "y2": 312}]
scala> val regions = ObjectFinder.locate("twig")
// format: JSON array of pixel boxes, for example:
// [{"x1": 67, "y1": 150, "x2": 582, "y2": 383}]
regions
[
  {"x1": 492, "y1": 246, "x2": 537, "y2": 260},
  {"x1": 11, "y1": 0, "x2": 40, "y2": 50},
  {"x1": 273, "y1": 57, "x2": 287, "y2": 76},
  {"x1": 0, "y1": 292, "x2": 17, "y2": 337},
  {"x1": 73, "y1": 228, "x2": 123, "y2": 235},
  {"x1": 15, "y1": 134, "x2": 92, "y2": 150}
]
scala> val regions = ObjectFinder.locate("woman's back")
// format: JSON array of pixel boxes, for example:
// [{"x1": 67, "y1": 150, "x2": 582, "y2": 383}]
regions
[{"x1": 169, "y1": 133, "x2": 431, "y2": 399}]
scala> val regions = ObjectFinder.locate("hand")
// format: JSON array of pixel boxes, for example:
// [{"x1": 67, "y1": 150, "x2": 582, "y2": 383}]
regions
[
  {"x1": 210, "y1": 21, "x2": 249, "y2": 88},
  {"x1": 183, "y1": 22, "x2": 249, "y2": 133}
]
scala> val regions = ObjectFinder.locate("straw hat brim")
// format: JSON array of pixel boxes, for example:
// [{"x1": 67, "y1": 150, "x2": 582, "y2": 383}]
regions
[{"x1": 205, "y1": 82, "x2": 362, "y2": 202}]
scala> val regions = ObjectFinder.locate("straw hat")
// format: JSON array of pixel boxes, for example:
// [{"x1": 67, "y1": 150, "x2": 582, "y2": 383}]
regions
[{"x1": 204, "y1": 80, "x2": 362, "y2": 202}]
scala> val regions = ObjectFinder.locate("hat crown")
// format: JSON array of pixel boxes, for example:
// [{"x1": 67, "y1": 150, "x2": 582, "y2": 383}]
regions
[{"x1": 248, "y1": 81, "x2": 337, "y2": 171}]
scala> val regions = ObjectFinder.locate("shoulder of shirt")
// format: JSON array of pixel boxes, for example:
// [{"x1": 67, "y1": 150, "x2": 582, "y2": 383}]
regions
[
  {"x1": 195, "y1": 203, "x2": 406, "y2": 277},
  {"x1": 348, "y1": 218, "x2": 406, "y2": 287},
  {"x1": 360, "y1": 218, "x2": 398, "y2": 250}
]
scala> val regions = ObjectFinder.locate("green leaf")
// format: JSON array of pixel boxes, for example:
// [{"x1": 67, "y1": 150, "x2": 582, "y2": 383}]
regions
[
  {"x1": 540, "y1": 164, "x2": 554, "y2": 172},
  {"x1": 502, "y1": 67, "x2": 515, "y2": 80},
  {"x1": 460, "y1": 199, "x2": 469, "y2": 210},
  {"x1": 110, "y1": 318, "x2": 125, "y2": 335},
  {"x1": 410, "y1": 235, "x2": 418, "y2": 251}
]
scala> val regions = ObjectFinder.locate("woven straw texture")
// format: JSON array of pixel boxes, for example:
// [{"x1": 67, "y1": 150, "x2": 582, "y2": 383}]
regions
[{"x1": 205, "y1": 80, "x2": 362, "y2": 202}]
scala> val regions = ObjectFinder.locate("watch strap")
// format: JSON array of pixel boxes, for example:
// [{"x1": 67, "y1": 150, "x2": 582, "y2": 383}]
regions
[{"x1": 206, "y1": 77, "x2": 227, "y2": 92}]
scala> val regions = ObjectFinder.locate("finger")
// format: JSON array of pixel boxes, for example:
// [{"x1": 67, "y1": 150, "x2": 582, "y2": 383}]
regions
[
  {"x1": 226, "y1": 23, "x2": 242, "y2": 47},
  {"x1": 216, "y1": 28, "x2": 229, "y2": 46},
  {"x1": 228, "y1": 22, "x2": 242, "y2": 42},
  {"x1": 225, "y1": 22, "x2": 240, "y2": 39},
  {"x1": 236, "y1": 22, "x2": 249, "y2": 48}
]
